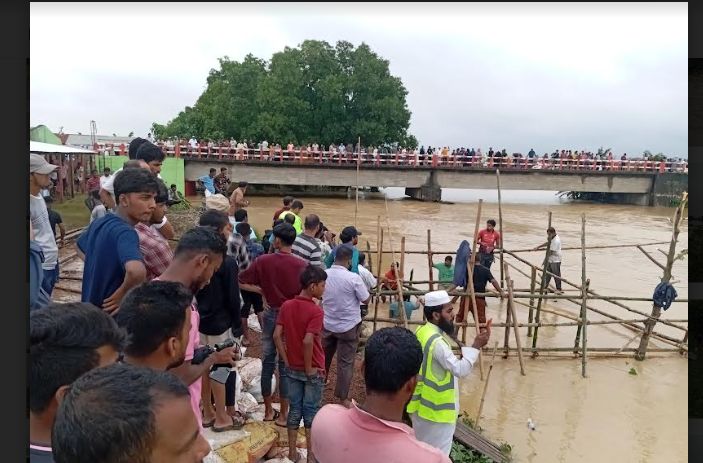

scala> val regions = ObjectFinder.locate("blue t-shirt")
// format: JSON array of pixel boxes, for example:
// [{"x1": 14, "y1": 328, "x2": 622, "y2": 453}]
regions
[
  {"x1": 77, "y1": 214, "x2": 142, "y2": 307},
  {"x1": 324, "y1": 243, "x2": 360, "y2": 274},
  {"x1": 199, "y1": 175, "x2": 216, "y2": 194}
]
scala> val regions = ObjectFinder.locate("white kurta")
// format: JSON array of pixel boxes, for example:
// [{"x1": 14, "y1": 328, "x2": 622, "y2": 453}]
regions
[{"x1": 410, "y1": 323, "x2": 479, "y2": 455}]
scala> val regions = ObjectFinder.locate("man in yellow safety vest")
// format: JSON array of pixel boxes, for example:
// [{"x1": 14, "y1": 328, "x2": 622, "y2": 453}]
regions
[{"x1": 406, "y1": 290, "x2": 492, "y2": 455}]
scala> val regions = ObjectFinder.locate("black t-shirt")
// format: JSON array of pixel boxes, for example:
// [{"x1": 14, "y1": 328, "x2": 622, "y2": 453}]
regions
[
  {"x1": 472, "y1": 264, "x2": 495, "y2": 294},
  {"x1": 196, "y1": 255, "x2": 241, "y2": 336},
  {"x1": 47, "y1": 209, "x2": 62, "y2": 237},
  {"x1": 29, "y1": 446, "x2": 54, "y2": 463}
]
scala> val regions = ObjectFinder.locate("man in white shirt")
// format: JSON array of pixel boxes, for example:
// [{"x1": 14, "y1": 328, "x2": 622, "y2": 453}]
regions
[
  {"x1": 189, "y1": 137, "x2": 198, "y2": 148},
  {"x1": 322, "y1": 246, "x2": 371, "y2": 407},
  {"x1": 29, "y1": 154, "x2": 60, "y2": 296},
  {"x1": 406, "y1": 290, "x2": 491, "y2": 455},
  {"x1": 533, "y1": 226, "x2": 563, "y2": 293}
]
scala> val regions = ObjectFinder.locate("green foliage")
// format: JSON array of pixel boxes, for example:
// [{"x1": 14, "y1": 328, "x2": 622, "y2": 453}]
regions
[
  {"x1": 629, "y1": 367, "x2": 638, "y2": 375},
  {"x1": 451, "y1": 442, "x2": 493, "y2": 463},
  {"x1": 643, "y1": 150, "x2": 667, "y2": 162},
  {"x1": 155, "y1": 41, "x2": 415, "y2": 146}
]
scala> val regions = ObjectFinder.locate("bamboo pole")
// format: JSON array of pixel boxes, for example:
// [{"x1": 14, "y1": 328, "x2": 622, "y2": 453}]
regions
[
  {"x1": 502, "y1": 299, "x2": 511, "y2": 359},
  {"x1": 531, "y1": 212, "x2": 552, "y2": 356},
  {"x1": 637, "y1": 245, "x2": 666, "y2": 271},
  {"x1": 505, "y1": 268, "x2": 526, "y2": 375},
  {"x1": 475, "y1": 342, "x2": 499, "y2": 428},
  {"x1": 366, "y1": 240, "x2": 373, "y2": 274},
  {"x1": 636, "y1": 193, "x2": 687, "y2": 360},
  {"x1": 464, "y1": 200, "x2": 485, "y2": 378},
  {"x1": 427, "y1": 229, "x2": 435, "y2": 291},
  {"x1": 616, "y1": 333, "x2": 640, "y2": 355},
  {"x1": 372, "y1": 220, "x2": 383, "y2": 334},
  {"x1": 496, "y1": 169, "x2": 504, "y2": 289},
  {"x1": 398, "y1": 235, "x2": 407, "y2": 325},
  {"x1": 527, "y1": 267, "x2": 537, "y2": 337}
]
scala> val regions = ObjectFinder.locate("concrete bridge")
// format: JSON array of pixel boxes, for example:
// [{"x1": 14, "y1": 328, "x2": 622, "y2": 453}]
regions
[{"x1": 184, "y1": 159, "x2": 687, "y2": 206}]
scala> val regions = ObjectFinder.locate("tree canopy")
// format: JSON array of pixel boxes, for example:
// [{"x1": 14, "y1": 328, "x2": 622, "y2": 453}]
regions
[{"x1": 152, "y1": 40, "x2": 416, "y2": 148}]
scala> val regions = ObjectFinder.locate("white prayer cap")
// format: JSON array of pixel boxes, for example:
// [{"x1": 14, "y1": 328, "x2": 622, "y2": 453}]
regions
[{"x1": 424, "y1": 290, "x2": 451, "y2": 307}]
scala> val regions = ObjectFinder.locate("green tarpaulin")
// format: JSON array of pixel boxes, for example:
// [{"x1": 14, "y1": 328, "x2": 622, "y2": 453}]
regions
[
  {"x1": 96, "y1": 155, "x2": 185, "y2": 195},
  {"x1": 30, "y1": 125, "x2": 62, "y2": 145}
]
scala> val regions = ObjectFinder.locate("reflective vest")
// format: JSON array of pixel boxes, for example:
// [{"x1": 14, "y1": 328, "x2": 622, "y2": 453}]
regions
[{"x1": 406, "y1": 323, "x2": 457, "y2": 423}]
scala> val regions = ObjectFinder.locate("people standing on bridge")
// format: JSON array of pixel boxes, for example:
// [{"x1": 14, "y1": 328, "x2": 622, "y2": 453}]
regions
[
  {"x1": 533, "y1": 226, "x2": 563, "y2": 294},
  {"x1": 214, "y1": 167, "x2": 230, "y2": 195},
  {"x1": 279, "y1": 199, "x2": 304, "y2": 235},
  {"x1": 228, "y1": 181, "x2": 250, "y2": 216},
  {"x1": 273, "y1": 195, "x2": 294, "y2": 226},
  {"x1": 407, "y1": 290, "x2": 491, "y2": 456},
  {"x1": 477, "y1": 219, "x2": 501, "y2": 269}
]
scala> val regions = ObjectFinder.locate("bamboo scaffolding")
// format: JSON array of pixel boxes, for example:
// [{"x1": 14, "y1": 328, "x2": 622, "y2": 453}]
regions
[
  {"x1": 502, "y1": 250, "x2": 688, "y2": 329},
  {"x1": 475, "y1": 342, "x2": 499, "y2": 428},
  {"x1": 365, "y1": 240, "x2": 372, "y2": 274},
  {"x1": 636, "y1": 192, "x2": 687, "y2": 360}
]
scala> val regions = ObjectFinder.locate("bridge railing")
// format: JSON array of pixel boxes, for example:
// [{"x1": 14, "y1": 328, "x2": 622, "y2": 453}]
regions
[{"x1": 151, "y1": 144, "x2": 688, "y2": 173}]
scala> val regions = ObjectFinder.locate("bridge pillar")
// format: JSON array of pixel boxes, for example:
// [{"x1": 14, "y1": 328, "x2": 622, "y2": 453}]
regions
[{"x1": 405, "y1": 171, "x2": 442, "y2": 202}]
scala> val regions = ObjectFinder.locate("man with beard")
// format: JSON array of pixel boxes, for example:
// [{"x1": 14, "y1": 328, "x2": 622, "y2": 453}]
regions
[
  {"x1": 157, "y1": 226, "x2": 239, "y2": 429},
  {"x1": 406, "y1": 290, "x2": 492, "y2": 456}
]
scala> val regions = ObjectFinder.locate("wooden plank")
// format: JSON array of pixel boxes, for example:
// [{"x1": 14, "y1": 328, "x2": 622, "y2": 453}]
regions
[{"x1": 454, "y1": 421, "x2": 507, "y2": 462}]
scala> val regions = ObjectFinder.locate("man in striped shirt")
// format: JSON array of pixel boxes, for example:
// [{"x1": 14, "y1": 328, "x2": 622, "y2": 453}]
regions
[{"x1": 292, "y1": 214, "x2": 324, "y2": 267}]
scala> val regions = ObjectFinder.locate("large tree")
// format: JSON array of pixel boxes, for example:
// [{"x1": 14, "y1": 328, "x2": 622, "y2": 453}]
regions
[{"x1": 154, "y1": 40, "x2": 415, "y2": 147}]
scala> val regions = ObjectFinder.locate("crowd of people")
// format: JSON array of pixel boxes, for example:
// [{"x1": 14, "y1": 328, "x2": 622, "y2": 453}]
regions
[{"x1": 29, "y1": 137, "x2": 568, "y2": 462}]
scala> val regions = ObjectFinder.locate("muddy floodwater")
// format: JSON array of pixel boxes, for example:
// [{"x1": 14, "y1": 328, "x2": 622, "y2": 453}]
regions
[{"x1": 244, "y1": 188, "x2": 688, "y2": 463}]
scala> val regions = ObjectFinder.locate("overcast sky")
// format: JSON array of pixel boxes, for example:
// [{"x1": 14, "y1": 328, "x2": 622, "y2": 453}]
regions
[{"x1": 31, "y1": 2, "x2": 687, "y2": 156}]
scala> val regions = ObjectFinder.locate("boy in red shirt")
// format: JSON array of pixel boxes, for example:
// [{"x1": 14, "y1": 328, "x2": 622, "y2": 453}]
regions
[
  {"x1": 273, "y1": 265, "x2": 327, "y2": 463},
  {"x1": 477, "y1": 219, "x2": 501, "y2": 270}
]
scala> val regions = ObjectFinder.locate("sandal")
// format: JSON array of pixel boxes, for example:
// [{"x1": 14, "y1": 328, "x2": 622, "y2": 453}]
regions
[
  {"x1": 213, "y1": 415, "x2": 244, "y2": 433},
  {"x1": 203, "y1": 418, "x2": 216, "y2": 428},
  {"x1": 263, "y1": 409, "x2": 280, "y2": 422}
]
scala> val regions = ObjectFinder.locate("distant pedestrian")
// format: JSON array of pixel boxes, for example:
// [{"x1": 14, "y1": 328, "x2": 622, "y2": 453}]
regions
[{"x1": 533, "y1": 227, "x2": 563, "y2": 293}]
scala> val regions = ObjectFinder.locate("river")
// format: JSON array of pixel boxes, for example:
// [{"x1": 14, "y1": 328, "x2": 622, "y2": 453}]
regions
[{"x1": 242, "y1": 188, "x2": 688, "y2": 463}]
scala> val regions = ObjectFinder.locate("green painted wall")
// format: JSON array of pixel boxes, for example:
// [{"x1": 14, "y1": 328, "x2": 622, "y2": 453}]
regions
[{"x1": 95, "y1": 156, "x2": 184, "y2": 193}]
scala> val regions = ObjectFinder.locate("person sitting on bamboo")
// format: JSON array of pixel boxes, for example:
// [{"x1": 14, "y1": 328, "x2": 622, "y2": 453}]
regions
[{"x1": 380, "y1": 262, "x2": 403, "y2": 303}]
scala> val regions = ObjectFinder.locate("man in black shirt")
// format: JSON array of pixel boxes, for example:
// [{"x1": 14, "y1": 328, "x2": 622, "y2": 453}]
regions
[
  {"x1": 43, "y1": 196, "x2": 65, "y2": 247},
  {"x1": 197, "y1": 210, "x2": 245, "y2": 431},
  {"x1": 455, "y1": 263, "x2": 504, "y2": 332}
]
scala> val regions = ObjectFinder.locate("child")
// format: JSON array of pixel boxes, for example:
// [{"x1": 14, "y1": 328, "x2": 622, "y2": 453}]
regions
[{"x1": 273, "y1": 265, "x2": 327, "y2": 463}]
